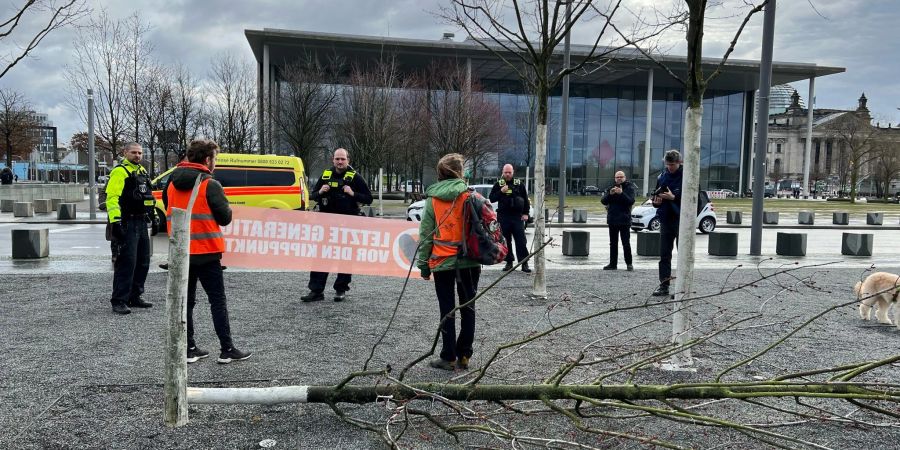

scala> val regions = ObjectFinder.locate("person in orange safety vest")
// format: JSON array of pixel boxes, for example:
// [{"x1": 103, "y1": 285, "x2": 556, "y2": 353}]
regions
[{"x1": 165, "y1": 139, "x2": 252, "y2": 365}]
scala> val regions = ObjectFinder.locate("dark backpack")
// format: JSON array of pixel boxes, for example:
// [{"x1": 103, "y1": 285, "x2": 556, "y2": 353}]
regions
[{"x1": 461, "y1": 190, "x2": 508, "y2": 265}]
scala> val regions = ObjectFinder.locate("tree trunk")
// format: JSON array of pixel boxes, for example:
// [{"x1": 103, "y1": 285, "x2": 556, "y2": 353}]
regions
[
  {"x1": 531, "y1": 87, "x2": 548, "y2": 298},
  {"x1": 849, "y1": 162, "x2": 859, "y2": 203}
]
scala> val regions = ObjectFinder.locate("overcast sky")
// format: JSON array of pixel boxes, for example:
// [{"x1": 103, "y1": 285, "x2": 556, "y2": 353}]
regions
[{"x1": 3, "y1": 0, "x2": 899, "y2": 147}]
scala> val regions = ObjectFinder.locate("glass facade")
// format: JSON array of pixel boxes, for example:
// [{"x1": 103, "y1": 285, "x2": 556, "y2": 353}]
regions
[{"x1": 482, "y1": 81, "x2": 745, "y2": 193}]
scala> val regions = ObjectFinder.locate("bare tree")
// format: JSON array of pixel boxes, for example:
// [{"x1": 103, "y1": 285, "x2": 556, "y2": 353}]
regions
[
  {"x1": 870, "y1": 134, "x2": 900, "y2": 198},
  {"x1": 332, "y1": 59, "x2": 406, "y2": 179},
  {"x1": 423, "y1": 62, "x2": 508, "y2": 180},
  {"x1": 0, "y1": 89, "x2": 39, "y2": 167},
  {"x1": 207, "y1": 52, "x2": 257, "y2": 153},
  {"x1": 65, "y1": 11, "x2": 131, "y2": 158},
  {"x1": 164, "y1": 62, "x2": 203, "y2": 169},
  {"x1": 394, "y1": 77, "x2": 432, "y2": 192},
  {"x1": 122, "y1": 12, "x2": 154, "y2": 145},
  {"x1": 823, "y1": 113, "x2": 880, "y2": 201},
  {"x1": 0, "y1": 0, "x2": 88, "y2": 79},
  {"x1": 139, "y1": 65, "x2": 172, "y2": 176},
  {"x1": 272, "y1": 55, "x2": 342, "y2": 165}
]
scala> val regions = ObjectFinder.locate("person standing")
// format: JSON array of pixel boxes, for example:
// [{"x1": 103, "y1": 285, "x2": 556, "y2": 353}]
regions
[
  {"x1": 106, "y1": 143, "x2": 157, "y2": 315},
  {"x1": 0, "y1": 167, "x2": 12, "y2": 184},
  {"x1": 489, "y1": 163, "x2": 531, "y2": 273},
  {"x1": 652, "y1": 150, "x2": 683, "y2": 297},
  {"x1": 600, "y1": 170, "x2": 635, "y2": 271},
  {"x1": 301, "y1": 148, "x2": 373, "y2": 302},
  {"x1": 416, "y1": 153, "x2": 481, "y2": 371},
  {"x1": 165, "y1": 139, "x2": 250, "y2": 364}
]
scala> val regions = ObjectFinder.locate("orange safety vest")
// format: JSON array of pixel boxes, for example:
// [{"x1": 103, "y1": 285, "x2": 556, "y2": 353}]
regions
[
  {"x1": 428, "y1": 191, "x2": 469, "y2": 269},
  {"x1": 166, "y1": 176, "x2": 225, "y2": 255}
]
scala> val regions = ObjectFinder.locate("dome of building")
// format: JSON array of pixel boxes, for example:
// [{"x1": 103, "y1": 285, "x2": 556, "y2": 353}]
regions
[{"x1": 761, "y1": 84, "x2": 806, "y2": 115}]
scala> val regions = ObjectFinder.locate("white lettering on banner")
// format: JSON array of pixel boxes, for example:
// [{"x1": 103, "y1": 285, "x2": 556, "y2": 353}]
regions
[
  {"x1": 326, "y1": 227, "x2": 392, "y2": 247},
  {"x1": 222, "y1": 220, "x2": 324, "y2": 242},
  {"x1": 322, "y1": 245, "x2": 354, "y2": 261},
  {"x1": 225, "y1": 238, "x2": 318, "y2": 257},
  {"x1": 356, "y1": 248, "x2": 390, "y2": 263}
]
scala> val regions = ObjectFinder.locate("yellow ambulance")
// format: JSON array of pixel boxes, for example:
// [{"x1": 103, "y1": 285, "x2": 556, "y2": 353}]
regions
[{"x1": 151, "y1": 153, "x2": 308, "y2": 229}]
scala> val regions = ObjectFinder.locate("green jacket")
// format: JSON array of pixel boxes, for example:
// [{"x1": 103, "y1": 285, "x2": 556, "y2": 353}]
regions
[
  {"x1": 416, "y1": 179, "x2": 481, "y2": 277},
  {"x1": 106, "y1": 159, "x2": 148, "y2": 223}
]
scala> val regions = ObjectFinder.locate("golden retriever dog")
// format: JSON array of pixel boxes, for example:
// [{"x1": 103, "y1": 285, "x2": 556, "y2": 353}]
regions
[{"x1": 855, "y1": 272, "x2": 900, "y2": 328}]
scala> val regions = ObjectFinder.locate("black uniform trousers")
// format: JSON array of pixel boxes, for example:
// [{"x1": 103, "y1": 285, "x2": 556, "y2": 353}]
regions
[
  {"x1": 308, "y1": 271, "x2": 351, "y2": 294},
  {"x1": 111, "y1": 215, "x2": 150, "y2": 306},
  {"x1": 500, "y1": 216, "x2": 528, "y2": 263},
  {"x1": 658, "y1": 220, "x2": 679, "y2": 287},
  {"x1": 433, "y1": 266, "x2": 480, "y2": 362},
  {"x1": 187, "y1": 260, "x2": 233, "y2": 351},
  {"x1": 608, "y1": 224, "x2": 633, "y2": 266}
]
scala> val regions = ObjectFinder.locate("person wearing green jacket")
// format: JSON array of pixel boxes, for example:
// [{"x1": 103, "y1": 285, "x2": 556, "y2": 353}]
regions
[{"x1": 416, "y1": 153, "x2": 481, "y2": 371}]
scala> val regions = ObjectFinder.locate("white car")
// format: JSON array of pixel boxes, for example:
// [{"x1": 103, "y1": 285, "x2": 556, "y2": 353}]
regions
[
  {"x1": 630, "y1": 190, "x2": 717, "y2": 233},
  {"x1": 406, "y1": 184, "x2": 534, "y2": 223}
]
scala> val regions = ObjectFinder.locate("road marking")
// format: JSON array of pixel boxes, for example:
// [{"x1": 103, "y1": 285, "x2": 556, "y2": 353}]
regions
[{"x1": 49, "y1": 226, "x2": 92, "y2": 233}]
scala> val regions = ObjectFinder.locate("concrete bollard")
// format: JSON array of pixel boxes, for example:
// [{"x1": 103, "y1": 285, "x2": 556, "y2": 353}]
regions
[
  {"x1": 726, "y1": 211, "x2": 742, "y2": 224},
  {"x1": 832, "y1": 212, "x2": 849, "y2": 225},
  {"x1": 841, "y1": 233, "x2": 873, "y2": 257},
  {"x1": 561, "y1": 230, "x2": 590, "y2": 256},
  {"x1": 0, "y1": 198, "x2": 14, "y2": 212},
  {"x1": 361, "y1": 205, "x2": 375, "y2": 217},
  {"x1": 798, "y1": 211, "x2": 815, "y2": 225},
  {"x1": 12, "y1": 228, "x2": 49, "y2": 259},
  {"x1": 763, "y1": 211, "x2": 779, "y2": 224},
  {"x1": 776, "y1": 232, "x2": 807, "y2": 257},
  {"x1": 708, "y1": 232, "x2": 738, "y2": 256},
  {"x1": 571, "y1": 208, "x2": 588, "y2": 223},
  {"x1": 636, "y1": 231, "x2": 661, "y2": 256},
  {"x1": 13, "y1": 202, "x2": 34, "y2": 217},
  {"x1": 50, "y1": 198, "x2": 63, "y2": 211},
  {"x1": 33, "y1": 199, "x2": 52, "y2": 213},
  {"x1": 57, "y1": 203, "x2": 77, "y2": 220},
  {"x1": 866, "y1": 212, "x2": 883, "y2": 226}
]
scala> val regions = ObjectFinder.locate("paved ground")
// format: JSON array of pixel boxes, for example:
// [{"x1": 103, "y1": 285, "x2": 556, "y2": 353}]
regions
[{"x1": 2, "y1": 266, "x2": 899, "y2": 449}]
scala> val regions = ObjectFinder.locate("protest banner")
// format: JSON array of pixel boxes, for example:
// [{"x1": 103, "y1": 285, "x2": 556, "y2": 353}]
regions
[{"x1": 221, "y1": 206, "x2": 421, "y2": 277}]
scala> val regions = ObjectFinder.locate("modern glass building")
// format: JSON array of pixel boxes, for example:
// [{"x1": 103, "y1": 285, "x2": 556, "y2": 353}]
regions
[{"x1": 246, "y1": 29, "x2": 843, "y2": 194}]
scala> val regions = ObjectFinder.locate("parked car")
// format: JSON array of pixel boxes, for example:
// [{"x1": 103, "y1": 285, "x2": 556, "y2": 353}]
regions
[
  {"x1": 630, "y1": 190, "x2": 717, "y2": 233},
  {"x1": 581, "y1": 185, "x2": 602, "y2": 195},
  {"x1": 406, "y1": 184, "x2": 534, "y2": 223}
]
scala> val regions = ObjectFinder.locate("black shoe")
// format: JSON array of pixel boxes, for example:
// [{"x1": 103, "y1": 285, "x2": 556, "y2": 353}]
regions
[
  {"x1": 652, "y1": 285, "x2": 670, "y2": 297},
  {"x1": 111, "y1": 303, "x2": 131, "y2": 315},
  {"x1": 334, "y1": 291, "x2": 347, "y2": 302},
  {"x1": 502, "y1": 261, "x2": 514, "y2": 271},
  {"x1": 186, "y1": 346, "x2": 209, "y2": 364},
  {"x1": 159, "y1": 263, "x2": 169, "y2": 270},
  {"x1": 626, "y1": 264, "x2": 634, "y2": 271},
  {"x1": 128, "y1": 297, "x2": 153, "y2": 308},
  {"x1": 301, "y1": 291, "x2": 324, "y2": 302},
  {"x1": 217, "y1": 347, "x2": 252, "y2": 364},
  {"x1": 521, "y1": 263, "x2": 532, "y2": 273},
  {"x1": 603, "y1": 264, "x2": 617, "y2": 270},
  {"x1": 428, "y1": 358, "x2": 455, "y2": 371}
]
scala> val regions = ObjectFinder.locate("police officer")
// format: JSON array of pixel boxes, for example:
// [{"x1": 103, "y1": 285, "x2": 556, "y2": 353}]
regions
[
  {"x1": 489, "y1": 163, "x2": 531, "y2": 273},
  {"x1": 107, "y1": 142, "x2": 158, "y2": 315},
  {"x1": 301, "y1": 148, "x2": 373, "y2": 302}
]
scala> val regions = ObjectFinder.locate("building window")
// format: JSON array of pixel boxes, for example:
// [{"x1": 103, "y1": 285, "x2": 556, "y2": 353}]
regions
[{"x1": 776, "y1": 143, "x2": 782, "y2": 153}]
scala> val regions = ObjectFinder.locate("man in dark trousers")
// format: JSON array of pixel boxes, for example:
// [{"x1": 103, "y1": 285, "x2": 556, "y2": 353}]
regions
[
  {"x1": 301, "y1": 148, "x2": 373, "y2": 302},
  {"x1": 106, "y1": 143, "x2": 158, "y2": 315},
  {"x1": 600, "y1": 170, "x2": 635, "y2": 271},
  {"x1": 652, "y1": 150, "x2": 683, "y2": 297},
  {"x1": 489, "y1": 163, "x2": 531, "y2": 273},
  {"x1": 165, "y1": 139, "x2": 250, "y2": 364}
]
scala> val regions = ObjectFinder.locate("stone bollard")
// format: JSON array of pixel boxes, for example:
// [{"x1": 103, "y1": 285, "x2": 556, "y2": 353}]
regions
[
  {"x1": 561, "y1": 230, "x2": 590, "y2": 256},
  {"x1": 50, "y1": 198, "x2": 63, "y2": 211},
  {"x1": 866, "y1": 212, "x2": 883, "y2": 226},
  {"x1": 571, "y1": 208, "x2": 588, "y2": 223},
  {"x1": 0, "y1": 198, "x2": 14, "y2": 212},
  {"x1": 12, "y1": 228, "x2": 49, "y2": 258},
  {"x1": 33, "y1": 199, "x2": 52, "y2": 213},
  {"x1": 763, "y1": 211, "x2": 779, "y2": 224},
  {"x1": 841, "y1": 233, "x2": 873, "y2": 257},
  {"x1": 544, "y1": 208, "x2": 556, "y2": 222},
  {"x1": 636, "y1": 231, "x2": 661, "y2": 256},
  {"x1": 726, "y1": 211, "x2": 742, "y2": 224},
  {"x1": 13, "y1": 202, "x2": 34, "y2": 217},
  {"x1": 361, "y1": 205, "x2": 375, "y2": 217},
  {"x1": 832, "y1": 212, "x2": 849, "y2": 225},
  {"x1": 57, "y1": 203, "x2": 77, "y2": 220},
  {"x1": 798, "y1": 211, "x2": 815, "y2": 225},
  {"x1": 776, "y1": 232, "x2": 807, "y2": 257},
  {"x1": 708, "y1": 232, "x2": 738, "y2": 256}
]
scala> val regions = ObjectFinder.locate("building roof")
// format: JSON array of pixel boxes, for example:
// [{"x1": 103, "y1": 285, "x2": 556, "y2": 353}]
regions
[{"x1": 245, "y1": 28, "x2": 845, "y2": 91}]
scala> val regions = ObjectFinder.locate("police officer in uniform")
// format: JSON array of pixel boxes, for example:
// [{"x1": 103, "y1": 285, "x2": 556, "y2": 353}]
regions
[
  {"x1": 489, "y1": 163, "x2": 531, "y2": 273},
  {"x1": 107, "y1": 142, "x2": 159, "y2": 315},
  {"x1": 301, "y1": 148, "x2": 373, "y2": 302}
]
